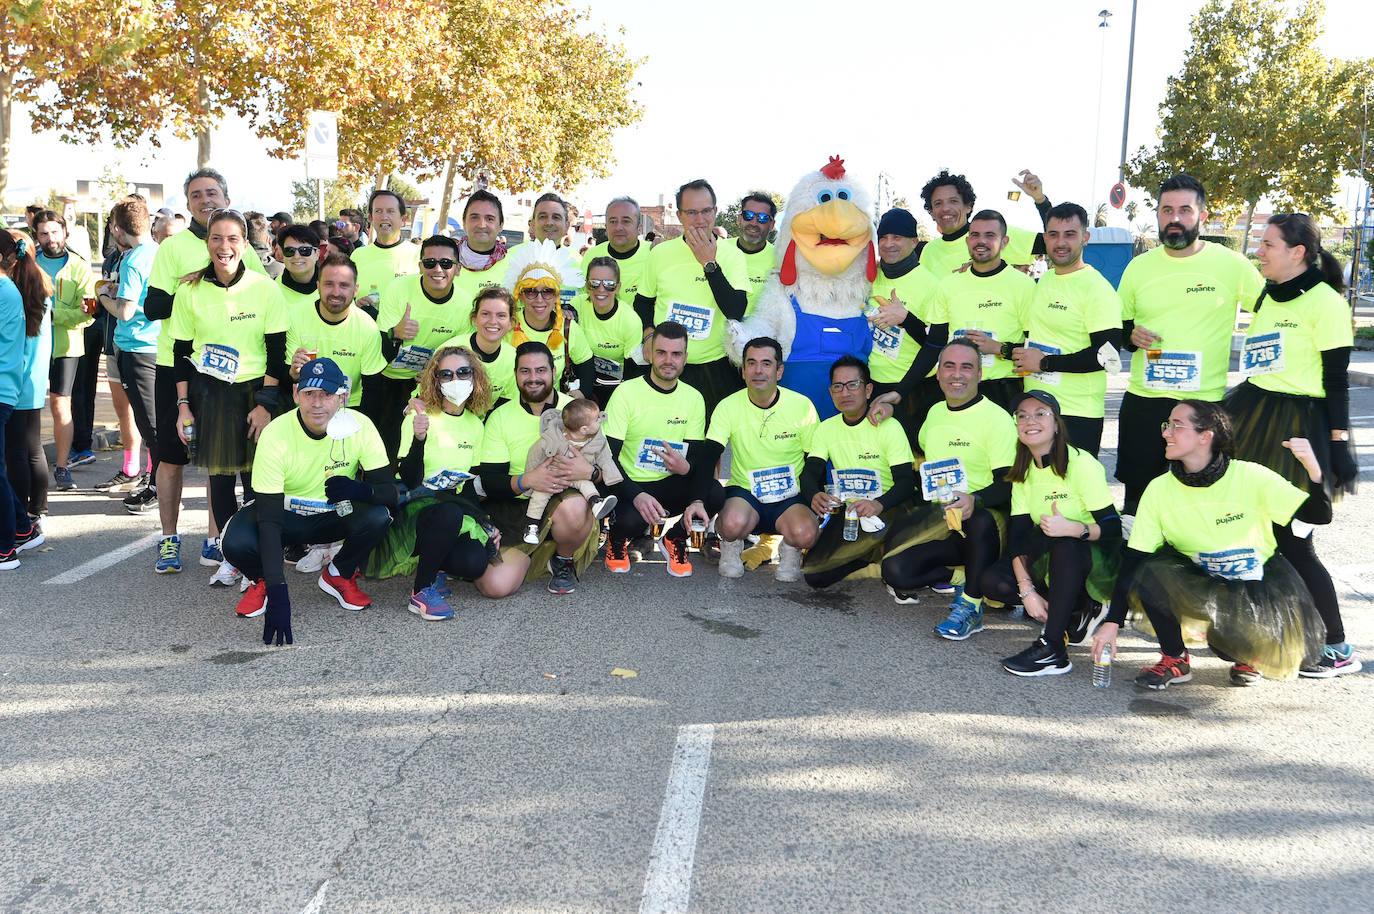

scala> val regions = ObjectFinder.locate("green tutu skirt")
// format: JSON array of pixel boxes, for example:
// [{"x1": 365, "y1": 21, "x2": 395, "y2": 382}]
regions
[{"x1": 367, "y1": 497, "x2": 489, "y2": 579}]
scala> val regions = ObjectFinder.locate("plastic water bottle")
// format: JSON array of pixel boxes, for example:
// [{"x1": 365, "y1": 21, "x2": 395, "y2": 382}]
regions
[
  {"x1": 182, "y1": 419, "x2": 197, "y2": 460},
  {"x1": 843, "y1": 502, "x2": 859, "y2": 541},
  {"x1": 1093, "y1": 645, "x2": 1113, "y2": 688},
  {"x1": 335, "y1": 500, "x2": 353, "y2": 517}
]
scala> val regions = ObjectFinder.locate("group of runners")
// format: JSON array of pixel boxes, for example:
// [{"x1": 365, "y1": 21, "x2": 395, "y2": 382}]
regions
[{"x1": 0, "y1": 163, "x2": 1360, "y2": 688}]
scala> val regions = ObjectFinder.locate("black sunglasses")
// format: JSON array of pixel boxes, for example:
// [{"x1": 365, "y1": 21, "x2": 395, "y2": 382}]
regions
[
  {"x1": 281, "y1": 245, "x2": 316, "y2": 258},
  {"x1": 437, "y1": 366, "x2": 474, "y2": 381},
  {"x1": 421, "y1": 258, "x2": 457, "y2": 270}
]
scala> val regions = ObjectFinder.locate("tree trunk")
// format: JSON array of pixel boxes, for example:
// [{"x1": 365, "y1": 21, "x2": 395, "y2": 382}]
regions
[
  {"x1": 374, "y1": 166, "x2": 387, "y2": 192},
  {"x1": 0, "y1": 65, "x2": 12, "y2": 205},
  {"x1": 435, "y1": 149, "x2": 461, "y2": 235},
  {"x1": 1240, "y1": 201, "x2": 1257, "y2": 255},
  {"x1": 195, "y1": 70, "x2": 210, "y2": 167}
]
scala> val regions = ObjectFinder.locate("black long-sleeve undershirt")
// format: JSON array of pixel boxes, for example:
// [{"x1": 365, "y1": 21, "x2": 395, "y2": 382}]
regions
[
  {"x1": 1006, "y1": 503, "x2": 1119, "y2": 561},
  {"x1": 632, "y1": 266, "x2": 748, "y2": 331},
  {"x1": 258, "y1": 466, "x2": 396, "y2": 588},
  {"x1": 1039, "y1": 328, "x2": 1123, "y2": 374},
  {"x1": 1321, "y1": 346, "x2": 1351, "y2": 431},
  {"x1": 897, "y1": 321, "x2": 949, "y2": 396}
]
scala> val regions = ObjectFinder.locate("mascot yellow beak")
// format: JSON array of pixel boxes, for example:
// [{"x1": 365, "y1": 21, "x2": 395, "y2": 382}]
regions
[{"x1": 788, "y1": 198, "x2": 872, "y2": 276}]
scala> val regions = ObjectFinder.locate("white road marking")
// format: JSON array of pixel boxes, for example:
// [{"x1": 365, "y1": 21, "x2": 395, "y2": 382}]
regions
[
  {"x1": 298, "y1": 880, "x2": 329, "y2": 914},
  {"x1": 640, "y1": 724, "x2": 715, "y2": 914},
  {"x1": 43, "y1": 531, "x2": 163, "y2": 585}
]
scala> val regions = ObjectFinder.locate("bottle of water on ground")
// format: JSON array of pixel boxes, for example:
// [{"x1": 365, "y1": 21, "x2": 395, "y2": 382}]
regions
[{"x1": 1093, "y1": 644, "x2": 1113, "y2": 688}]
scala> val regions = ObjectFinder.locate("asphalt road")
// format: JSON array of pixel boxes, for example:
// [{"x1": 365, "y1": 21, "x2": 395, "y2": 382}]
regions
[{"x1": 3, "y1": 368, "x2": 1372, "y2": 913}]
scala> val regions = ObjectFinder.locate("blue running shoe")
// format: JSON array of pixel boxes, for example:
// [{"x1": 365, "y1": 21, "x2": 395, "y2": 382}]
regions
[
  {"x1": 934, "y1": 589, "x2": 984, "y2": 641},
  {"x1": 156, "y1": 535, "x2": 182, "y2": 574},
  {"x1": 433, "y1": 571, "x2": 451, "y2": 600},
  {"x1": 408, "y1": 586, "x2": 454, "y2": 621},
  {"x1": 68, "y1": 450, "x2": 96, "y2": 468},
  {"x1": 929, "y1": 580, "x2": 958, "y2": 595},
  {"x1": 201, "y1": 537, "x2": 223, "y2": 567}
]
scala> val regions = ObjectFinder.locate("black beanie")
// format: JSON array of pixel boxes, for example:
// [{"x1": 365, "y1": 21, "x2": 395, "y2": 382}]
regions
[{"x1": 877, "y1": 208, "x2": 917, "y2": 238}]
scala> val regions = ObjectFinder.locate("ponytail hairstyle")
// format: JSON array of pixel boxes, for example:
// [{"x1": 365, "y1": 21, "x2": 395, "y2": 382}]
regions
[
  {"x1": 0, "y1": 229, "x2": 54, "y2": 337},
  {"x1": 1178, "y1": 399, "x2": 1235, "y2": 459},
  {"x1": 1267, "y1": 213, "x2": 1345, "y2": 294}
]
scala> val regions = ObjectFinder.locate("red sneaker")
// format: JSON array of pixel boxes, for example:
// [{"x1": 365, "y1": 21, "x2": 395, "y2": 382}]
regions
[
  {"x1": 236, "y1": 579, "x2": 268, "y2": 618},
  {"x1": 318, "y1": 567, "x2": 372, "y2": 611}
]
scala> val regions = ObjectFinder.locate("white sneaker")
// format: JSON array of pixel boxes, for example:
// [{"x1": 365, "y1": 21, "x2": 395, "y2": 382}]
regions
[
  {"x1": 719, "y1": 538, "x2": 744, "y2": 579},
  {"x1": 775, "y1": 542, "x2": 803, "y2": 583},
  {"x1": 209, "y1": 560, "x2": 241, "y2": 587},
  {"x1": 295, "y1": 542, "x2": 339, "y2": 574}
]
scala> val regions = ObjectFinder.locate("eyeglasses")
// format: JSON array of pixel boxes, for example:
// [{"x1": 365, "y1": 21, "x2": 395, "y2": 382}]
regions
[
  {"x1": 1014, "y1": 409, "x2": 1055, "y2": 422},
  {"x1": 210, "y1": 207, "x2": 244, "y2": 221},
  {"x1": 587, "y1": 279, "x2": 618, "y2": 291},
  {"x1": 741, "y1": 211, "x2": 773, "y2": 224},
  {"x1": 829, "y1": 379, "x2": 864, "y2": 392},
  {"x1": 522, "y1": 288, "x2": 557, "y2": 300},
  {"x1": 1161, "y1": 421, "x2": 1202, "y2": 433},
  {"x1": 681, "y1": 207, "x2": 716, "y2": 218},
  {"x1": 281, "y1": 245, "x2": 316, "y2": 258},
  {"x1": 420, "y1": 258, "x2": 457, "y2": 270},
  {"x1": 437, "y1": 366, "x2": 474, "y2": 381}
]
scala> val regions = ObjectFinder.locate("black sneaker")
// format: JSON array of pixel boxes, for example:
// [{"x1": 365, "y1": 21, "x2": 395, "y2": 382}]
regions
[
  {"x1": 1134, "y1": 652, "x2": 1192, "y2": 690},
  {"x1": 14, "y1": 524, "x2": 45, "y2": 553},
  {"x1": 283, "y1": 543, "x2": 308, "y2": 565},
  {"x1": 96, "y1": 470, "x2": 140, "y2": 492},
  {"x1": 123, "y1": 485, "x2": 158, "y2": 514},
  {"x1": 547, "y1": 554, "x2": 577, "y2": 594},
  {"x1": 1067, "y1": 600, "x2": 1109, "y2": 645},
  {"x1": 1002, "y1": 636, "x2": 1072, "y2": 677}
]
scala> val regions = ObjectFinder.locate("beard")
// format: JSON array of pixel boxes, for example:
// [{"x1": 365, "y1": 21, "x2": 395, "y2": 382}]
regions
[
  {"x1": 1161, "y1": 221, "x2": 1200, "y2": 251},
  {"x1": 520, "y1": 379, "x2": 552, "y2": 403}
]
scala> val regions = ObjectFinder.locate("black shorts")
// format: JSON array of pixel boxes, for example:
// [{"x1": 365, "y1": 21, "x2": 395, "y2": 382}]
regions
[
  {"x1": 681, "y1": 358, "x2": 743, "y2": 419},
  {"x1": 49, "y1": 357, "x2": 80, "y2": 398},
  {"x1": 119, "y1": 350, "x2": 158, "y2": 460},
  {"x1": 155, "y1": 364, "x2": 189, "y2": 466},
  {"x1": 722, "y1": 485, "x2": 807, "y2": 535},
  {"x1": 1115, "y1": 391, "x2": 1180, "y2": 497}
]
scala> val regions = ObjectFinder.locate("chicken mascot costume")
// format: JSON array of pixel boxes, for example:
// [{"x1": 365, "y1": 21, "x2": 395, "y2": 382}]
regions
[{"x1": 727, "y1": 156, "x2": 876, "y2": 419}]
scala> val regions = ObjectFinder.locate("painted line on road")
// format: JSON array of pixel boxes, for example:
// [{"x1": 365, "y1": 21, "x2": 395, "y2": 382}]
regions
[
  {"x1": 640, "y1": 723, "x2": 715, "y2": 914},
  {"x1": 43, "y1": 531, "x2": 163, "y2": 585},
  {"x1": 298, "y1": 879, "x2": 329, "y2": 914}
]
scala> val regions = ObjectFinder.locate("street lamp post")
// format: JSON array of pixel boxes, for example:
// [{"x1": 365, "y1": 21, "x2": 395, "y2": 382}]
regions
[
  {"x1": 1117, "y1": 0, "x2": 1139, "y2": 185},
  {"x1": 1091, "y1": 9, "x2": 1111, "y2": 211}
]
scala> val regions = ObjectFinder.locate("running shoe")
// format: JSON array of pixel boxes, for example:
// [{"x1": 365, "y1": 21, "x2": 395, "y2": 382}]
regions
[
  {"x1": 155, "y1": 535, "x2": 182, "y2": 574},
  {"x1": 0, "y1": 548, "x2": 18, "y2": 571},
  {"x1": 209, "y1": 560, "x2": 241, "y2": 587},
  {"x1": 935, "y1": 590, "x2": 984, "y2": 641},
  {"x1": 775, "y1": 543, "x2": 802, "y2": 583},
  {"x1": 1003, "y1": 636, "x2": 1072, "y2": 677},
  {"x1": 433, "y1": 571, "x2": 451, "y2": 599},
  {"x1": 929, "y1": 581, "x2": 958, "y2": 595},
  {"x1": 53, "y1": 466, "x2": 75, "y2": 491},
  {"x1": 605, "y1": 536, "x2": 631, "y2": 573},
  {"x1": 1229, "y1": 662, "x2": 1262, "y2": 686},
  {"x1": 236, "y1": 579, "x2": 268, "y2": 618},
  {"x1": 95, "y1": 470, "x2": 140, "y2": 492},
  {"x1": 14, "y1": 524, "x2": 44, "y2": 553},
  {"x1": 1298, "y1": 643, "x2": 1363, "y2": 678},
  {"x1": 1068, "y1": 600, "x2": 1109, "y2": 645},
  {"x1": 1134, "y1": 652, "x2": 1192, "y2": 690},
  {"x1": 123, "y1": 485, "x2": 158, "y2": 514},
  {"x1": 408, "y1": 586, "x2": 454, "y2": 621},
  {"x1": 523, "y1": 523, "x2": 540, "y2": 545},
  {"x1": 68, "y1": 450, "x2": 96, "y2": 468},
  {"x1": 547, "y1": 555, "x2": 577, "y2": 594},
  {"x1": 319, "y1": 566, "x2": 372, "y2": 611},
  {"x1": 294, "y1": 542, "x2": 339, "y2": 574},
  {"x1": 658, "y1": 531, "x2": 692, "y2": 578},
  {"x1": 588, "y1": 493, "x2": 617, "y2": 521},
  {"x1": 885, "y1": 583, "x2": 920, "y2": 606},
  {"x1": 201, "y1": 537, "x2": 224, "y2": 567},
  {"x1": 718, "y1": 538, "x2": 745, "y2": 579}
]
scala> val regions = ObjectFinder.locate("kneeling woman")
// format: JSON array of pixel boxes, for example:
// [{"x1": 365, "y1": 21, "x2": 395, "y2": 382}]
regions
[
  {"x1": 980, "y1": 390, "x2": 1123, "y2": 676},
  {"x1": 1094, "y1": 400, "x2": 1329, "y2": 688},
  {"x1": 371, "y1": 345, "x2": 497, "y2": 620}
]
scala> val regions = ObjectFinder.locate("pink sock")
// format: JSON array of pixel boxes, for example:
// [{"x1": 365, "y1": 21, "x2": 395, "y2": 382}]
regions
[
  {"x1": 123, "y1": 449, "x2": 139, "y2": 476},
  {"x1": 146, "y1": 452, "x2": 154, "y2": 474}
]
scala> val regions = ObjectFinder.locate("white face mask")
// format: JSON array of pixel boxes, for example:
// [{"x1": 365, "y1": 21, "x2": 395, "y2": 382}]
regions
[
  {"x1": 325, "y1": 409, "x2": 362, "y2": 440},
  {"x1": 440, "y1": 378, "x2": 473, "y2": 406}
]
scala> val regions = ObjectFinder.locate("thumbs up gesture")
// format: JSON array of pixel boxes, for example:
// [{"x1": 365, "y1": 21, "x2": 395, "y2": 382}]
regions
[
  {"x1": 394, "y1": 302, "x2": 419, "y2": 341},
  {"x1": 1040, "y1": 500, "x2": 1086, "y2": 539}
]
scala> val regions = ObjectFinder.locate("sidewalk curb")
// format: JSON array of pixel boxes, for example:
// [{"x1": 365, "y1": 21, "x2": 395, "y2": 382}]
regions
[{"x1": 41, "y1": 425, "x2": 124, "y2": 466}]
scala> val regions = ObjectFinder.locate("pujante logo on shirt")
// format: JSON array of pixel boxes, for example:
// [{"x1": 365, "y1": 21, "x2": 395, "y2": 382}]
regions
[
  {"x1": 665, "y1": 416, "x2": 688, "y2": 426},
  {"x1": 1045, "y1": 491, "x2": 1071, "y2": 501},
  {"x1": 1271, "y1": 320, "x2": 1300, "y2": 330},
  {"x1": 1216, "y1": 512, "x2": 1245, "y2": 525},
  {"x1": 946, "y1": 438, "x2": 972, "y2": 448},
  {"x1": 1186, "y1": 284, "x2": 1217, "y2": 294},
  {"x1": 1046, "y1": 301, "x2": 1068, "y2": 312},
  {"x1": 229, "y1": 312, "x2": 256, "y2": 322},
  {"x1": 977, "y1": 299, "x2": 1003, "y2": 309}
]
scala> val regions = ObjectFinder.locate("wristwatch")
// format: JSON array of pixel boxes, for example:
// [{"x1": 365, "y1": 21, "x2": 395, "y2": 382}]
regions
[
  {"x1": 703, "y1": 260, "x2": 720, "y2": 275},
  {"x1": 1079, "y1": 523, "x2": 1091, "y2": 541}
]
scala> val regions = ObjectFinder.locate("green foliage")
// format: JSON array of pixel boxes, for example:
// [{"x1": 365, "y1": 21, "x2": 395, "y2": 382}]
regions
[
  {"x1": 714, "y1": 190, "x2": 786, "y2": 239},
  {"x1": 290, "y1": 179, "x2": 366, "y2": 223},
  {"x1": 1200, "y1": 233, "x2": 1240, "y2": 250}
]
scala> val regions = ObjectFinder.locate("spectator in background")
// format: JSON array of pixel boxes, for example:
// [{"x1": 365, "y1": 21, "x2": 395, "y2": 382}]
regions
[
  {"x1": 309, "y1": 220, "x2": 333, "y2": 259},
  {"x1": 245, "y1": 212, "x2": 284, "y2": 279},
  {"x1": 1, "y1": 229, "x2": 52, "y2": 568},
  {"x1": 268, "y1": 211, "x2": 292, "y2": 237},
  {"x1": 339, "y1": 208, "x2": 366, "y2": 247}
]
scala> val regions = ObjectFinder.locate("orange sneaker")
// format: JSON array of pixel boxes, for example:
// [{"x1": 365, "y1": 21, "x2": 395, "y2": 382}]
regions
[
  {"x1": 605, "y1": 536, "x2": 631, "y2": 573},
  {"x1": 658, "y1": 531, "x2": 693, "y2": 578}
]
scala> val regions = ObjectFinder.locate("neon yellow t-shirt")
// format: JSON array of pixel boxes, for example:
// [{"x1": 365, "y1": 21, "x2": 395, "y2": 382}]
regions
[
  {"x1": 376, "y1": 274, "x2": 470, "y2": 379},
  {"x1": 571, "y1": 240, "x2": 653, "y2": 312},
  {"x1": 604, "y1": 375, "x2": 706, "y2": 484},
  {"x1": 1130, "y1": 459, "x2": 1306, "y2": 575},
  {"x1": 639, "y1": 236, "x2": 749, "y2": 364},
  {"x1": 42, "y1": 251, "x2": 93, "y2": 360},
  {"x1": 706, "y1": 387, "x2": 818, "y2": 499},
  {"x1": 252, "y1": 408, "x2": 389, "y2": 507},
  {"x1": 479, "y1": 393, "x2": 567, "y2": 499},
  {"x1": 930, "y1": 263, "x2": 1035, "y2": 382},
  {"x1": 808, "y1": 411, "x2": 913, "y2": 498},
  {"x1": 580, "y1": 301, "x2": 645, "y2": 388},
  {"x1": 510, "y1": 312, "x2": 594, "y2": 385},
  {"x1": 451, "y1": 262, "x2": 509, "y2": 317},
  {"x1": 1242, "y1": 281, "x2": 1353, "y2": 398},
  {"x1": 738, "y1": 240, "x2": 775, "y2": 315},
  {"x1": 166, "y1": 270, "x2": 289, "y2": 382},
  {"x1": 1011, "y1": 446, "x2": 1115, "y2": 526},
  {"x1": 868, "y1": 264, "x2": 941, "y2": 384},
  {"x1": 1023, "y1": 264, "x2": 1122, "y2": 419},
  {"x1": 149, "y1": 228, "x2": 267, "y2": 367},
  {"x1": 285, "y1": 300, "x2": 386, "y2": 407},
  {"x1": 919, "y1": 224, "x2": 1039, "y2": 276},
  {"x1": 398, "y1": 406, "x2": 485, "y2": 480},
  {"x1": 275, "y1": 274, "x2": 319, "y2": 313},
  {"x1": 460, "y1": 336, "x2": 517, "y2": 408},
  {"x1": 917, "y1": 397, "x2": 1018, "y2": 493},
  {"x1": 352, "y1": 240, "x2": 420, "y2": 305},
  {"x1": 1118, "y1": 242, "x2": 1263, "y2": 401}
]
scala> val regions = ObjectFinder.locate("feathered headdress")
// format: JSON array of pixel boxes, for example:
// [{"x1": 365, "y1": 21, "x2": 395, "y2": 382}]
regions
[{"x1": 506, "y1": 240, "x2": 584, "y2": 349}]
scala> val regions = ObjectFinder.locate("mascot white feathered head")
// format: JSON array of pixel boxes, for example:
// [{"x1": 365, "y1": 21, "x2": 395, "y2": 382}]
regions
[
  {"x1": 776, "y1": 156, "x2": 876, "y2": 286},
  {"x1": 504, "y1": 239, "x2": 583, "y2": 349}
]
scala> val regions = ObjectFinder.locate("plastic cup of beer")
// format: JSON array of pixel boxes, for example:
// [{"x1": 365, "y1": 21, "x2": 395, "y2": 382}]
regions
[{"x1": 690, "y1": 519, "x2": 706, "y2": 550}]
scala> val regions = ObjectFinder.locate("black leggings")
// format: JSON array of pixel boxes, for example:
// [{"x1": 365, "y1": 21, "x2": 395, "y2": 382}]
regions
[
  {"x1": 209, "y1": 472, "x2": 254, "y2": 533},
  {"x1": 881, "y1": 508, "x2": 1001, "y2": 599},
  {"x1": 980, "y1": 536, "x2": 1095, "y2": 642},
  {"x1": 1274, "y1": 524, "x2": 1343, "y2": 644},
  {"x1": 413, "y1": 501, "x2": 488, "y2": 591},
  {"x1": 607, "y1": 475, "x2": 725, "y2": 540},
  {"x1": 4, "y1": 407, "x2": 46, "y2": 517}
]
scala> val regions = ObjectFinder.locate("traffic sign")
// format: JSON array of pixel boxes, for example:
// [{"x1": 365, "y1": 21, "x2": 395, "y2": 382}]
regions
[
  {"x1": 305, "y1": 110, "x2": 339, "y2": 181},
  {"x1": 1109, "y1": 182, "x2": 1126, "y2": 209}
]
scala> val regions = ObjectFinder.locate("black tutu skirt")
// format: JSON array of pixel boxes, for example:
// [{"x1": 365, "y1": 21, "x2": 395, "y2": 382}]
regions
[
  {"x1": 1223, "y1": 381, "x2": 1357, "y2": 501},
  {"x1": 1127, "y1": 547, "x2": 1325, "y2": 679},
  {"x1": 801, "y1": 504, "x2": 905, "y2": 577},
  {"x1": 189, "y1": 374, "x2": 265, "y2": 476}
]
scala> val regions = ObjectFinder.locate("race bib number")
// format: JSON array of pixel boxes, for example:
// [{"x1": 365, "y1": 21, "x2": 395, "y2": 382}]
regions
[
  {"x1": 1143, "y1": 350, "x2": 1203, "y2": 391},
  {"x1": 832, "y1": 467, "x2": 881, "y2": 499},
  {"x1": 952, "y1": 328, "x2": 995, "y2": 368},
  {"x1": 871, "y1": 324, "x2": 903, "y2": 358},
  {"x1": 1241, "y1": 332, "x2": 1285, "y2": 377},
  {"x1": 635, "y1": 438, "x2": 687, "y2": 474},
  {"x1": 666, "y1": 301, "x2": 714, "y2": 340},
  {"x1": 749, "y1": 465, "x2": 800, "y2": 504},
  {"x1": 919, "y1": 457, "x2": 967, "y2": 502},
  {"x1": 1026, "y1": 340, "x2": 1061, "y2": 386},
  {"x1": 390, "y1": 345, "x2": 434, "y2": 374},
  {"x1": 593, "y1": 355, "x2": 624, "y2": 381},
  {"x1": 1194, "y1": 547, "x2": 1263, "y2": 582},
  {"x1": 423, "y1": 469, "x2": 474, "y2": 490},
  {"x1": 196, "y1": 343, "x2": 240, "y2": 382},
  {"x1": 285, "y1": 496, "x2": 334, "y2": 516}
]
